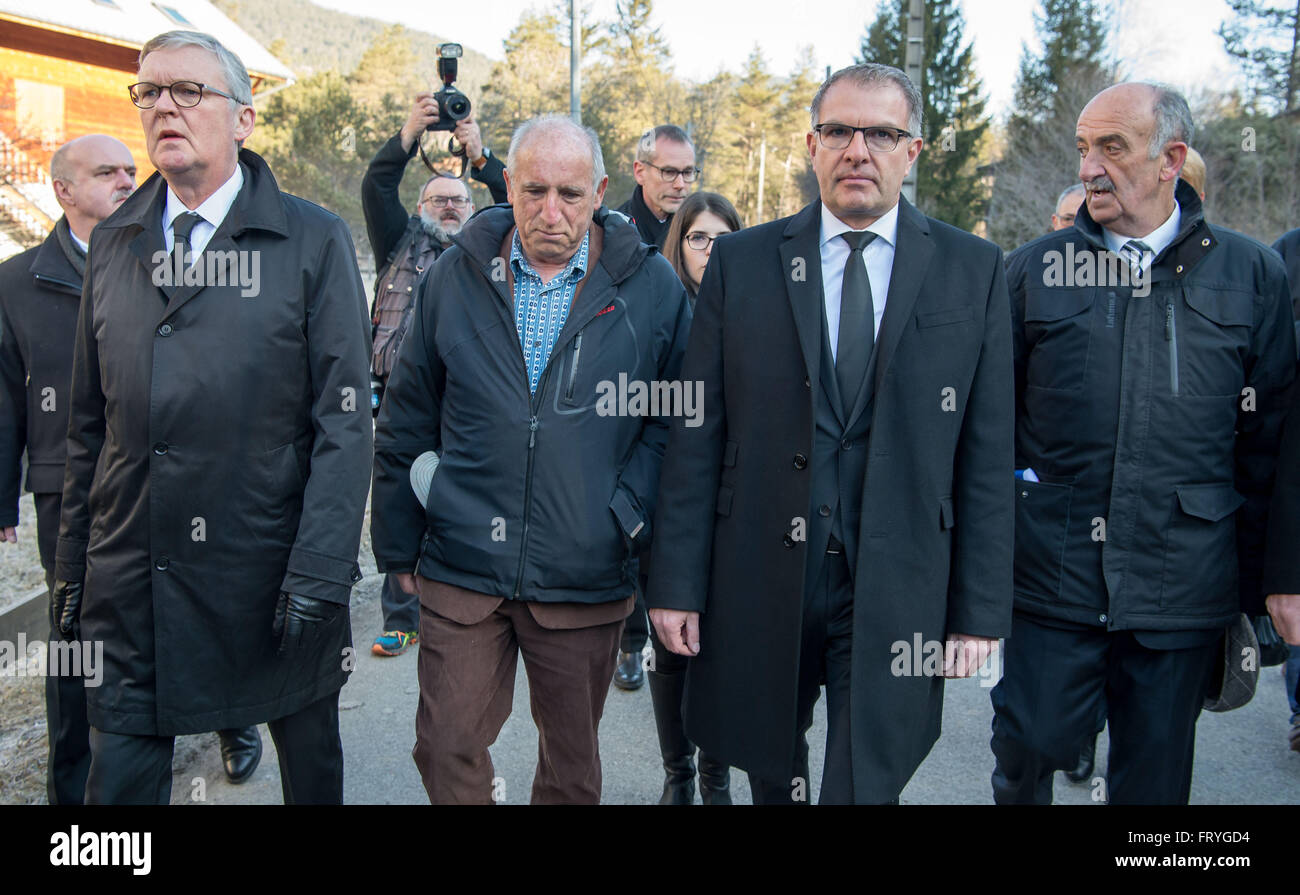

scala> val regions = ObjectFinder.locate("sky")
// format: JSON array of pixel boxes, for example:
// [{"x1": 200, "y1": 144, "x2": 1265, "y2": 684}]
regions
[{"x1": 313, "y1": 0, "x2": 1246, "y2": 119}]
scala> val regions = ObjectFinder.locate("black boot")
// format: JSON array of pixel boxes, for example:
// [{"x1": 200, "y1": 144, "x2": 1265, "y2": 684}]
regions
[
  {"x1": 217, "y1": 726, "x2": 263, "y2": 784},
  {"x1": 647, "y1": 668, "x2": 695, "y2": 804},
  {"x1": 698, "y1": 753, "x2": 732, "y2": 805},
  {"x1": 1065, "y1": 733, "x2": 1097, "y2": 783}
]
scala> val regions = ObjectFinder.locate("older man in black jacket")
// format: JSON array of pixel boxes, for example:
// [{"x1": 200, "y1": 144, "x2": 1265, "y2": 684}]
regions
[
  {"x1": 372, "y1": 114, "x2": 691, "y2": 804},
  {"x1": 992, "y1": 83, "x2": 1295, "y2": 805},
  {"x1": 361, "y1": 97, "x2": 508, "y2": 659},
  {"x1": 53, "y1": 30, "x2": 373, "y2": 805}
]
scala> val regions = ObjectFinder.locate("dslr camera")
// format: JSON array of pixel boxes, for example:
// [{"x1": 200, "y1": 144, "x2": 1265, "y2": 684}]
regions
[{"x1": 428, "y1": 43, "x2": 471, "y2": 131}]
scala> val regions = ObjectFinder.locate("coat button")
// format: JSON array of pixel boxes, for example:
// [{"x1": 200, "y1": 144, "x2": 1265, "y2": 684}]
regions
[
  {"x1": 1175, "y1": 264, "x2": 1184, "y2": 274},
  {"x1": 792, "y1": 452, "x2": 807, "y2": 470},
  {"x1": 819, "y1": 504, "x2": 831, "y2": 517},
  {"x1": 1201, "y1": 238, "x2": 1210, "y2": 247},
  {"x1": 152, "y1": 442, "x2": 168, "y2": 455},
  {"x1": 1099, "y1": 613, "x2": 1108, "y2": 623},
  {"x1": 155, "y1": 556, "x2": 169, "y2": 571},
  {"x1": 841, "y1": 438, "x2": 853, "y2": 450},
  {"x1": 157, "y1": 323, "x2": 173, "y2": 337},
  {"x1": 782, "y1": 534, "x2": 795, "y2": 548}
]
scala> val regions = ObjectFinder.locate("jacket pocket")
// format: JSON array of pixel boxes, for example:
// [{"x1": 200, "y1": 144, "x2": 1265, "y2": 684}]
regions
[
  {"x1": 1175, "y1": 287, "x2": 1252, "y2": 397},
  {"x1": 1022, "y1": 287, "x2": 1095, "y2": 391},
  {"x1": 1160, "y1": 483, "x2": 1244, "y2": 610},
  {"x1": 1013, "y1": 478, "x2": 1072, "y2": 601},
  {"x1": 562, "y1": 329, "x2": 585, "y2": 404},
  {"x1": 917, "y1": 306, "x2": 974, "y2": 329}
]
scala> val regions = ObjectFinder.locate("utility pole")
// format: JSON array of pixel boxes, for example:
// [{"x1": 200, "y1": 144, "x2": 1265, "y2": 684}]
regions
[
  {"x1": 570, "y1": 0, "x2": 581, "y2": 124},
  {"x1": 902, "y1": 0, "x2": 924, "y2": 204}
]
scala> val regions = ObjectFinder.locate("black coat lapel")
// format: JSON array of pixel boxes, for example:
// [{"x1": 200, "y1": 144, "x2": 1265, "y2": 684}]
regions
[
  {"x1": 864, "y1": 198, "x2": 933, "y2": 412},
  {"x1": 779, "y1": 203, "x2": 825, "y2": 399}
]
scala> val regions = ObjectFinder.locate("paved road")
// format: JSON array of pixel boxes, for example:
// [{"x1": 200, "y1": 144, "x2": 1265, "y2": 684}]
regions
[{"x1": 171, "y1": 574, "x2": 1300, "y2": 805}]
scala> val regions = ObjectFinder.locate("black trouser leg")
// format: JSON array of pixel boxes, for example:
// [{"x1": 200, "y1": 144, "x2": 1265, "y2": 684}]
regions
[
  {"x1": 267, "y1": 690, "x2": 344, "y2": 804},
  {"x1": 379, "y1": 573, "x2": 418, "y2": 633},
  {"x1": 36, "y1": 492, "x2": 91, "y2": 805},
  {"x1": 990, "y1": 613, "x2": 1109, "y2": 804},
  {"x1": 817, "y1": 551, "x2": 855, "y2": 804},
  {"x1": 747, "y1": 551, "x2": 849, "y2": 805},
  {"x1": 84, "y1": 728, "x2": 175, "y2": 805},
  {"x1": 1104, "y1": 633, "x2": 1217, "y2": 805}
]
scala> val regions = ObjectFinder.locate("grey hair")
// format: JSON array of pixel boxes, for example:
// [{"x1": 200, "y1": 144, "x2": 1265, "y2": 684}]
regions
[
  {"x1": 635, "y1": 124, "x2": 692, "y2": 163},
  {"x1": 1142, "y1": 82, "x2": 1194, "y2": 159},
  {"x1": 507, "y1": 114, "x2": 606, "y2": 192},
  {"x1": 810, "y1": 63, "x2": 922, "y2": 136},
  {"x1": 139, "y1": 30, "x2": 252, "y2": 106},
  {"x1": 1056, "y1": 182, "x2": 1086, "y2": 209}
]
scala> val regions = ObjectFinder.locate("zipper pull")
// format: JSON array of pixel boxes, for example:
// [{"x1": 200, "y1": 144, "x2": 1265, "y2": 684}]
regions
[
  {"x1": 1165, "y1": 303, "x2": 1174, "y2": 340},
  {"x1": 528, "y1": 416, "x2": 538, "y2": 448}
]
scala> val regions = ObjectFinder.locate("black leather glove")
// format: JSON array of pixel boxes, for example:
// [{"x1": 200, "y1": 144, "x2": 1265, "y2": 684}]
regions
[
  {"x1": 51, "y1": 580, "x2": 83, "y2": 641},
  {"x1": 272, "y1": 592, "x2": 346, "y2": 657}
]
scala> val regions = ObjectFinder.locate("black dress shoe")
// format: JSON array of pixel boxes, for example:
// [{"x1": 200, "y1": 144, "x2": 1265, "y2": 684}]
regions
[
  {"x1": 613, "y1": 650, "x2": 645, "y2": 690},
  {"x1": 1065, "y1": 733, "x2": 1097, "y2": 783},
  {"x1": 217, "y1": 726, "x2": 263, "y2": 784}
]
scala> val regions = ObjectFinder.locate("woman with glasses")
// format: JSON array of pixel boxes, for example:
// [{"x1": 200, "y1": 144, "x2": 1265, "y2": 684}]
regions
[
  {"x1": 645, "y1": 191, "x2": 742, "y2": 804},
  {"x1": 662, "y1": 192, "x2": 743, "y2": 306}
]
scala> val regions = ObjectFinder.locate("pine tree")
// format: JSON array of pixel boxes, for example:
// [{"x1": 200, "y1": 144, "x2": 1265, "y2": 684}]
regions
[
  {"x1": 1218, "y1": 0, "x2": 1300, "y2": 114},
  {"x1": 986, "y1": 0, "x2": 1114, "y2": 249},
  {"x1": 857, "y1": 0, "x2": 990, "y2": 231}
]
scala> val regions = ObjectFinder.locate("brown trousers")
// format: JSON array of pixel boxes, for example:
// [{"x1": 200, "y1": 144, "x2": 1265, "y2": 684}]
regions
[{"x1": 412, "y1": 576, "x2": 631, "y2": 804}]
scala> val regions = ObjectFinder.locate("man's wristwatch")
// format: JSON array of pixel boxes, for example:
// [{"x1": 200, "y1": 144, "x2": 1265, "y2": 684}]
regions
[{"x1": 472, "y1": 145, "x2": 491, "y2": 170}]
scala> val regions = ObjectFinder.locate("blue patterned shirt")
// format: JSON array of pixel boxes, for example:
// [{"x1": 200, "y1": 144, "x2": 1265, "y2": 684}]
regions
[{"x1": 511, "y1": 230, "x2": 590, "y2": 394}]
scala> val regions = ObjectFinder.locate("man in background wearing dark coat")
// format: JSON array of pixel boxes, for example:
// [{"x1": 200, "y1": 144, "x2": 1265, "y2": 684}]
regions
[
  {"x1": 993, "y1": 83, "x2": 1295, "y2": 804},
  {"x1": 361, "y1": 95, "x2": 507, "y2": 659},
  {"x1": 615, "y1": 124, "x2": 696, "y2": 251},
  {"x1": 0, "y1": 135, "x2": 137, "y2": 803},
  {"x1": 53, "y1": 30, "x2": 372, "y2": 805},
  {"x1": 647, "y1": 63, "x2": 1013, "y2": 804},
  {"x1": 609, "y1": 123, "x2": 698, "y2": 692}
]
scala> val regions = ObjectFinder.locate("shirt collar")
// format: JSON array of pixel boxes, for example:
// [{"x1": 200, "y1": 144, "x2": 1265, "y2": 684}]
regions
[
  {"x1": 164, "y1": 164, "x2": 244, "y2": 235},
  {"x1": 819, "y1": 199, "x2": 900, "y2": 249},
  {"x1": 68, "y1": 228, "x2": 89, "y2": 254},
  {"x1": 1103, "y1": 200, "x2": 1181, "y2": 259},
  {"x1": 511, "y1": 229, "x2": 590, "y2": 282}
]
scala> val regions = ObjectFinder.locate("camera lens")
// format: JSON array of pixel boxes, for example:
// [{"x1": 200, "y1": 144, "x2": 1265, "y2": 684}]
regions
[{"x1": 446, "y1": 94, "x2": 471, "y2": 121}]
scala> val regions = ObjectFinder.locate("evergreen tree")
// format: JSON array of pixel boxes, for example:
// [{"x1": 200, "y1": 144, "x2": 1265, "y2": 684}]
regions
[
  {"x1": 1218, "y1": 0, "x2": 1300, "y2": 114},
  {"x1": 857, "y1": 0, "x2": 990, "y2": 230},
  {"x1": 986, "y1": 0, "x2": 1114, "y2": 249}
]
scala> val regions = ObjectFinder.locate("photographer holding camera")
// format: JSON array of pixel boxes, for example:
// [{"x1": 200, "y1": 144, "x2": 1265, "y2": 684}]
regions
[{"x1": 362, "y1": 79, "x2": 507, "y2": 659}]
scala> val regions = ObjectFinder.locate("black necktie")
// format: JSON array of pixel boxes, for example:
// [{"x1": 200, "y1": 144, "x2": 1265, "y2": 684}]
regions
[
  {"x1": 171, "y1": 211, "x2": 203, "y2": 273},
  {"x1": 836, "y1": 230, "x2": 877, "y2": 414}
]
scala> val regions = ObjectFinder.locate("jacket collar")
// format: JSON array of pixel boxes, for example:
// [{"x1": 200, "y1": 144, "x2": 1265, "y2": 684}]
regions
[
  {"x1": 454, "y1": 203, "x2": 651, "y2": 286},
  {"x1": 1073, "y1": 178, "x2": 1216, "y2": 277},
  {"x1": 29, "y1": 217, "x2": 84, "y2": 293},
  {"x1": 101, "y1": 147, "x2": 290, "y2": 240}
]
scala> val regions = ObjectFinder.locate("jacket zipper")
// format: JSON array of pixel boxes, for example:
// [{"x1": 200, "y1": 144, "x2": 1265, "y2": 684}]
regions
[
  {"x1": 1165, "y1": 299, "x2": 1179, "y2": 396},
  {"x1": 512, "y1": 364, "x2": 553, "y2": 598},
  {"x1": 565, "y1": 330, "x2": 584, "y2": 401}
]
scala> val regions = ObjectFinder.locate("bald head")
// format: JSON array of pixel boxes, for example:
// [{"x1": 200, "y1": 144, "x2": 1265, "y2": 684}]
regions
[
  {"x1": 50, "y1": 135, "x2": 138, "y2": 242},
  {"x1": 1076, "y1": 82, "x2": 1191, "y2": 237},
  {"x1": 507, "y1": 115, "x2": 606, "y2": 192}
]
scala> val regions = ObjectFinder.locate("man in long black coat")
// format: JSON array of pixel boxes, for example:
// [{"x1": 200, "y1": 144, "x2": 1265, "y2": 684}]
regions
[
  {"x1": 646, "y1": 64, "x2": 1014, "y2": 804},
  {"x1": 53, "y1": 30, "x2": 373, "y2": 805}
]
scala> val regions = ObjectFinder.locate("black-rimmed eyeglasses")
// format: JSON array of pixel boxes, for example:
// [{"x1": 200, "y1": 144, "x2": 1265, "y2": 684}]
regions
[
  {"x1": 643, "y1": 161, "x2": 701, "y2": 183},
  {"x1": 423, "y1": 196, "x2": 470, "y2": 209},
  {"x1": 683, "y1": 232, "x2": 720, "y2": 251},
  {"x1": 128, "y1": 81, "x2": 246, "y2": 109},
  {"x1": 813, "y1": 124, "x2": 912, "y2": 152}
]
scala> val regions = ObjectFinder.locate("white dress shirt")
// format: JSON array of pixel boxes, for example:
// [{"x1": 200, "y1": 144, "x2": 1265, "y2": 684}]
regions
[
  {"x1": 819, "y1": 200, "x2": 899, "y2": 362},
  {"x1": 163, "y1": 164, "x2": 245, "y2": 259},
  {"x1": 68, "y1": 229, "x2": 89, "y2": 254},
  {"x1": 1102, "y1": 201, "x2": 1181, "y2": 274}
]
